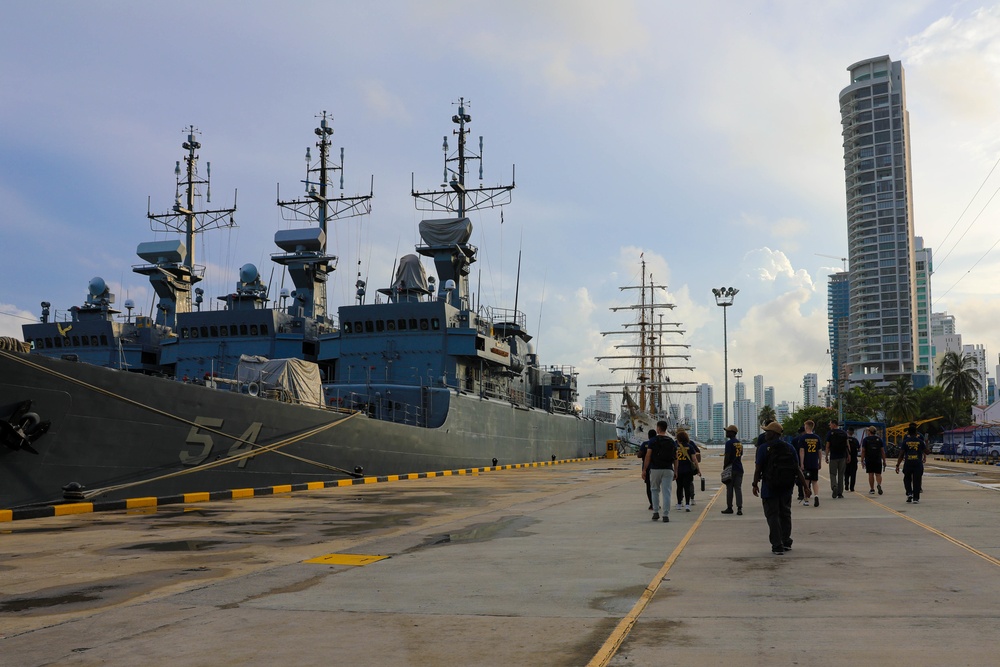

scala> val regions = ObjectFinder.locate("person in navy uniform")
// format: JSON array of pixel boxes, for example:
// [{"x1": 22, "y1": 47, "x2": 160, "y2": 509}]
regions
[
  {"x1": 861, "y1": 425, "x2": 887, "y2": 495},
  {"x1": 825, "y1": 419, "x2": 851, "y2": 499},
  {"x1": 895, "y1": 422, "x2": 927, "y2": 503},
  {"x1": 641, "y1": 420, "x2": 678, "y2": 522},
  {"x1": 674, "y1": 429, "x2": 702, "y2": 511},
  {"x1": 752, "y1": 421, "x2": 811, "y2": 555},
  {"x1": 795, "y1": 420, "x2": 823, "y2": 507},
  {"x1": 721, "y1": 424, "x2": 744, "y2": 515},
  {"x1": 845, "y1": 427, "x2": 861, "y2": 492},
  {"x1": 637, "y1": 429, "x2": 657, "y2": 510}
]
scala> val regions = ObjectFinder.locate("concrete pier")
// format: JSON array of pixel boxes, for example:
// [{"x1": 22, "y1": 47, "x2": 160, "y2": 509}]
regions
[{"x1": 2, "y1": 454, "x2": 999, "y2": 666}]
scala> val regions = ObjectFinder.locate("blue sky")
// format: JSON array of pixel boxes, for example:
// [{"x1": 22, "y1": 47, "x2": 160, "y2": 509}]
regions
[{"x1": 3, "y1": 1, "x2": 1000, "y2": 409}]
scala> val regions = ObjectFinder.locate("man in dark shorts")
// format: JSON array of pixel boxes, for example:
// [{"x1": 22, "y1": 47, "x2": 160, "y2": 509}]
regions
[
  {"x1": 861, "y1": 425, "x2": 886, "y2": 495},
  {"x1": 795, "y1": 420, "x2": 823, "y2": 507}
]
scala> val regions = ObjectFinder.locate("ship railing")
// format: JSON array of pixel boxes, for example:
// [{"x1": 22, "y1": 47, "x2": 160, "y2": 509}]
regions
[{"x1": 328, "y1": 390, "x2": 427, "y2": 426}]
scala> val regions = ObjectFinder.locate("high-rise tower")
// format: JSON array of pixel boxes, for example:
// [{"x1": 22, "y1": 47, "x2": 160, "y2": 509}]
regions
[{"x1": 839, "y1": 56, "x2": 918, "y2": 387}]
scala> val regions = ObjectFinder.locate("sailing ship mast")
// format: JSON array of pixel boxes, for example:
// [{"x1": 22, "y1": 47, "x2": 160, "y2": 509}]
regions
[{"x1": 592, "y1": 259, "x2": 696, "y2": 422}]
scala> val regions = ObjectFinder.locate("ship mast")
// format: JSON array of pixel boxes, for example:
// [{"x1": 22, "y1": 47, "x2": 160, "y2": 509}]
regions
[
  {"x1": 140, "y1": 127, "x2": 237, "y2": 327},
  {"x1": 272, "y1": 111, "x2": 373, "y2": 322},
  {"x1": 592, "y1": 259, "x2": 697, "y2": 413}
]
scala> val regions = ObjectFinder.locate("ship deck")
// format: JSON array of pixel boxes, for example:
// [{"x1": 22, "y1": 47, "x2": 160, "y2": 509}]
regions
[{"x1": 3, "y1": 453, "x2": 1000, "y2": 666}]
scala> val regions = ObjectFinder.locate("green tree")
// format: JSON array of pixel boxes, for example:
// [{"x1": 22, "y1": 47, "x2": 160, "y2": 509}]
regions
[
  {"x1": 758, "y1": 404, "x2": 776, "y2": 427},
  {"x1": 884, "y1": 376, "x2": 918, "y2": 425},
  {"x1": 782, "y1": 405, "x2": 836, "y2": 440},
  {"x1": 937, "y1": 351, "x2": 983, "y2": 405}
]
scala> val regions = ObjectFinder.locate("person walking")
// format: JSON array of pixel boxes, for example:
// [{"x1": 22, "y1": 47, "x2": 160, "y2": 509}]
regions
[
  {"x1": 795, "y1": 420, "x2": 823, "y2": 506},
  {"x1": 637, "y1": 429, "x2": 656, "y2": 510},
  {"x1": 895, "y1": 422, "x2": 927, "y2": 503},
  {"x1": 641, "y1": 420, "x2": 678, "y2": 522},
  {"x1": 844, "y1": 427, "x2": 861, "y2": 492},
  {"x1": 752, "y1": 422, "x2": 811, "y2": 555},
  {"x1": 861, "y1": 426, "x2": 887, "y2": 495},
  {"x1": 721, "y1": 424, "x2": 744, "y2": 515},
  {"x1": 674, "y1": 430, "x2": 701, "y2": 511},
  {"x1": 825, "y1": 419, "x2": 851, "y2": 499}
]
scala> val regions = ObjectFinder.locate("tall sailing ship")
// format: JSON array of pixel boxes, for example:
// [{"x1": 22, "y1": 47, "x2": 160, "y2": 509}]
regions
[
  {"x1": 0, "y1": 100, "x2": 617, "y2": 509},
  {"x1": 591, "y1": 259, "x2": 696, "y2": 450}
]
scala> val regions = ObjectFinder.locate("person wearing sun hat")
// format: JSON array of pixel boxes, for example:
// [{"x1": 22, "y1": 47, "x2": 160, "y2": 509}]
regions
[{"x1": 721, "y1": 424, "x2": 744, "y2": 515}]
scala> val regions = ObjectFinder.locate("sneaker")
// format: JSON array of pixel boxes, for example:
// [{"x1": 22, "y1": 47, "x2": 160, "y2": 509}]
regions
[
  {"x1": 685, "y1": 504, "x2": 691, "y2": 512},
  {"x1": 877, "y1": 485, "x2": 883, "y2": 495},
  {"x1": 737, "y1": 508, "x2": 743, "y2": 515},
  {"x1": 814, "y1": 497, "x2": 819, "y2": 507},
  {"x1": 676, "y1": 503, "x2": 684, "y2": 510},
  {"x1": 869, "y1": 489, "x2": 875, "y2": 495},
  {"x1": 783, "y1": 542, "x2": 793, "y2": 551},
  {"x1": 651, "y1": 513, "x2": 660, "y2": 520},
  {"x1": 906, "y1": 497, "x2": 912, "y2": 504},
  {"x1": 721, "y1": 508, "x2": 734, "y2": 514},
  {"x1": 662, "y1": 515, "x2": 670, "y2": 522},
  {"x1": 801, "y1": 499, "x2": 809, "y2": 506},
  {"x1": 772, "y1": 547, "x2": 785, "y2": 555},
  {"x1": 837, "y1": 494, "x2": 844, "y2": 499},
  {"x1": 913, "y1": 499, "x2": 920, "y2": 504}
]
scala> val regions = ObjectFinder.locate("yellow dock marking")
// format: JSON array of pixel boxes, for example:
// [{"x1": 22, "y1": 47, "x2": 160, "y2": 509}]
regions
[
  {"x1": 587, "y1": 483, "x2": 724, "y2": 667},
  {"x1": 304, "y1": 553, "x2": 389, "y2": 566},
  {"x1": 860, "y1": 494, "x2": 1000, "y2": 568}
]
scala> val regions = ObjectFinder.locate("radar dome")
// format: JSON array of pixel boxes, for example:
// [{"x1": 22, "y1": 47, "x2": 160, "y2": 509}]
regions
[
  {"x1": 89, "y1": 277, "x2": 107, "y2": 297},
  {"x1": 239, "y1": 263, "x2": 259, "y2": 284}
]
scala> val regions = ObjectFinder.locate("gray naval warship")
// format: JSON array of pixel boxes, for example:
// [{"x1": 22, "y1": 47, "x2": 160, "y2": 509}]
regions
[{"x1": 0, "y1": 100, "x2": 617, "y2": 508}]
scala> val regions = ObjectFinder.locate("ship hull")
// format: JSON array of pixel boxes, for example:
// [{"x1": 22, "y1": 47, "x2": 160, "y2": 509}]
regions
[{"x1": 1, "y1": 350, "x2": 616, "y2": 508}]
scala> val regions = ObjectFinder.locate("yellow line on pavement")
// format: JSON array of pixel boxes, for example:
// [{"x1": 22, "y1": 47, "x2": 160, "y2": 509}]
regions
[
  {"x1": 860, "y1": 494, "x2": 1000, "y2": 568},
  {"x1": 587, "y1": 482, "x2": 723, "y2": 667}
]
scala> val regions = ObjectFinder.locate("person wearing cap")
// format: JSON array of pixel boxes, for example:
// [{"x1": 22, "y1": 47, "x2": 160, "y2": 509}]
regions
[
  {"x1": 795, "y1": 420, "x2": 823, "y2": 507},
  {"x1": 861, "y1": 425, "x2": 886, "y2": 495},
  {"x1": 721, "y1": 424, "x2": 744, "y2": 515},
  {"x1": 895, "y1": 422, "x2": 927, "y2": 503},
  {"x1": 753, "y1": 421, "x2": 811, "y2": 554}
]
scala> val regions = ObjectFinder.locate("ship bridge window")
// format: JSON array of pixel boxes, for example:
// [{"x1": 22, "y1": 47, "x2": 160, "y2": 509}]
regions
[
  {"x1": 72, "y1": 335, "x2": 80, "y2": 346},
  {"x1": 220, "y1": 325, "x2": 228, "y2": 337},
  {"x1": 81, "y1": 335, "x2": 89, "y2": 346},
  {"x1": 54, "y1": 337, "x2": 63, "y2": 348},
  {"x1": 420, "y1": 318, "x2": 429, "y2": 330},
  {"x1": 190, "y1": 328, "x2": 199, "y2": 339},
  {"x1": 200, "y1": 326, "x2": 209, "y2": 338},
  {"x1": 354, "y1": 321, "x2": 363, "y2": 333},
  {"x1": 431, "y1": 318, "x2": 440, "y2": 330},
  {"x1": 240, "y1": 324, "x2": 248, "y2": 336},
  {"x1": 386, "y1": 320, "x2": 396, "y2": 331},
  {"x1": 398, "y1": 318, "x2": 407, "y2": 331},
  {"x1": 100, "y1": 335, "x2": 108, "y2": 346},
  {"x1": 261, "y1": 324, "x2": 268, "y2": 336},
  {"x1": 250, "y1": 324, "x2": 258, "y2": 336},
  {"x1": 180, "y1": 328, "x2": 187, "y2": 339},
  {"x1": 344, "y1": 322, "x2": 353, "y2": 333},
  {"x1": 409, "y1": 318, "x2": 417, "y2": 330},
  {"x1": 210, "y1": 326, "x2": 218, "y2": 338},
  {"x1": 365, "y1": 320, "x2": 374, "y2": 333},
  {"x1": 43, "y1": 337, "x2": 52, "y2": 348},
  {"x1": 376, "y1": 320, "x2": 385, "y2": 332}
]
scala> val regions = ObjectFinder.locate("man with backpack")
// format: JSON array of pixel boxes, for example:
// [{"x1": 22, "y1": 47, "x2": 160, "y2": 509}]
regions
[
  {"x1": 641, "y1": 420, "x2": 678, "y2": 523},
  {"x1": 752, "y1": 421, "x2": 811, "y2": 555}
]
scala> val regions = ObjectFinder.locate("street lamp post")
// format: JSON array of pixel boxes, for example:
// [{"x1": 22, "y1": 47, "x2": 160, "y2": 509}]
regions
[
  {"x1": 712, "y1": 287, "x2": 739, "y2": 430},
  {"x1": 732, "y1": 367, "x2": 744, "y2": 432}
]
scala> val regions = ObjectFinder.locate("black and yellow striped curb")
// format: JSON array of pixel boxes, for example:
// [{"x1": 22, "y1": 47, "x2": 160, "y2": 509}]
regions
[{"x1": 1, "y1": 456, "x2": 603, "y2": 522}]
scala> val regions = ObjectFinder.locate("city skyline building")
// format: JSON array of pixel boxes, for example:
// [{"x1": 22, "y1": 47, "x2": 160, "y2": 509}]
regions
[
  {"x1": 695, "y1": 383, "x2": 713, "y2": 442},
  {"x1": 827, "y1": 271, "x2": 850, "y2": 400},
  {"x1": 914, "y1": 236, "x2": 933, "y2": 386},
  {"x1": 839, "y1": 55, "x2": 919, "y2": 389},
  {"x1": 803, "y1": 372, "x2": 819, "y2": 407},
  {"x1": 963, "y1": 343, "x2": 988, "y2": 406},
  {"x1": 764, "y1": 386, "x2": 775, "y2": 410},
  {"x1": 754, "y1": 374, "x2": 764, "y2": 410}
]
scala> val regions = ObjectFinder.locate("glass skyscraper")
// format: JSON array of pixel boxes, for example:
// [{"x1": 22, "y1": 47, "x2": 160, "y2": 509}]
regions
[{"x1": 839, "y1": 56, "x2": 917, "y2": 386}]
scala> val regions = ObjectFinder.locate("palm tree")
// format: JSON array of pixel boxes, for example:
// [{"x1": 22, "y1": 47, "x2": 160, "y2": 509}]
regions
[
  {"x1": 938, "y1": 351, "x2": 982, "y2": 404},
  {"x1": 758, "y1": 404, "x2": 776, "y2": 426},
  {"x1": 884, "y1": 376, "x2": 918, "y2": 425}
]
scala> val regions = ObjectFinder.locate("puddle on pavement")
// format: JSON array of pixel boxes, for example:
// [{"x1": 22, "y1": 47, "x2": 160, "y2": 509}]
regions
[
  {"x1": 416, "y1": 515, "x2": 539, "y2": 549},
  {"x1": 121, "y1": 540, "x2": 225, "y2": 552},
  {"x1": 0, "y1": 585, "x2": 116, "y2": 613}
]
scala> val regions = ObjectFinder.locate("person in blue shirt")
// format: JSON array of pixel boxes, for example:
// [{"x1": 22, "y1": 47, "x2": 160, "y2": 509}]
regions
[
  {"x1": 721, "y1": 424, "x2": 744, "y2": 515},
  {"x1": 674, "y1": 430, "x2": 702, "y2": 511},
  {"x1": 895, "y1": 422, "x2": 927, "y2": 503},
  {"x1": 752, "y1": 421, "x2": 811, "y2": 555}
]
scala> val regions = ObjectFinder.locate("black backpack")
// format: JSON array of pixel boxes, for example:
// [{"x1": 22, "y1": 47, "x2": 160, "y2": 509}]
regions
[
  {"x1": 763, "y1": 440, "x2": 799, "y2": 491},
  {"x1": 650, "y1": 435, "x2": 677, "y2": 468}
]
